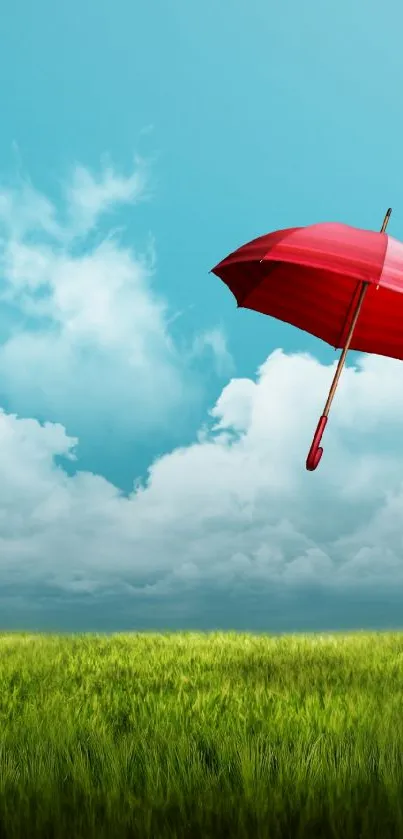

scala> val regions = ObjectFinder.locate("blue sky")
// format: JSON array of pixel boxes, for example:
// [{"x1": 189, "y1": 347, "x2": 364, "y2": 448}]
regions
[{"x1": 1, "y1": 0, "x2": 403, "y2": 631}]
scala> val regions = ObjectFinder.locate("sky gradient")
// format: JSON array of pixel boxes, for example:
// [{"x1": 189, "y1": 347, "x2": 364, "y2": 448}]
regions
[{"x1": 1, "y1": 0, "x2": 403, "y2": 631}]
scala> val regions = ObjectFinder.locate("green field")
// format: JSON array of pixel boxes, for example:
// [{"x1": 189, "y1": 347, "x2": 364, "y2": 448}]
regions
[{"x1": 0, "y1": 631, "x2": 402, "y2": 838}]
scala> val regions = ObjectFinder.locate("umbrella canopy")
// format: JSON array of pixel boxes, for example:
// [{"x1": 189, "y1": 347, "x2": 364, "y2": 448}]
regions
[{"x1": 211, "y1": 209, "x2": 403, "y2": 471}]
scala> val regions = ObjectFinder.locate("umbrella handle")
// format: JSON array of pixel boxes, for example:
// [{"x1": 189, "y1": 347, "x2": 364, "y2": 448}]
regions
[{"x1": 306, "y1": 415, "x2": 328, "y2": 471}]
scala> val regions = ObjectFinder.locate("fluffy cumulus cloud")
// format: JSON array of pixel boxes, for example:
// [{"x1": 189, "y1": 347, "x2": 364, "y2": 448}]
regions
[
  {"x1": 1, "y1": 347, "x2": 403, "y2": 629},
  {"x1": 0, "y1": 159, "x2": 230, "y2": 449}
]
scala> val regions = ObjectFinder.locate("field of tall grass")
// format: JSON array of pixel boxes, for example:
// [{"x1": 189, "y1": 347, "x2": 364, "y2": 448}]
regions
[{"x1": 0, "y1": 630, "x2": 402, "y2": 837}]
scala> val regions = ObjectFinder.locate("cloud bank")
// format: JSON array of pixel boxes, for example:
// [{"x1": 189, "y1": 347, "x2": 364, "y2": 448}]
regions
[{"x1": 0, "y1": 348, "x2": 403, "y2": 629}]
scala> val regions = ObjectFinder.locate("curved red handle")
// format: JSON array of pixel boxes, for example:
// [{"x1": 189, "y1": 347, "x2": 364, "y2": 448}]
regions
[{"x1": 306, "y1": 415, "x2": 328, "y2": 471}]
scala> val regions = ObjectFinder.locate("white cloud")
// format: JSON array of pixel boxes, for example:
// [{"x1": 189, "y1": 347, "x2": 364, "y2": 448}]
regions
[
  {"x1": 64, "y1": 157, "x2": 148, "y2": 238},
  {"x1": 191, "y1": 327, "x2": 234, "y2": 376},
  {"x1": 0, "y1": 349, "x2": 403, "y2": 610},
  {"x1": 0, "y1": 156, "x2": 148, "y2": 243},
  {"x1": 0, "y1": 181, "x2": 63, "y2": 241},
  {"x1": 0, "y1": 159, "x2": 203, "y2": 441}
]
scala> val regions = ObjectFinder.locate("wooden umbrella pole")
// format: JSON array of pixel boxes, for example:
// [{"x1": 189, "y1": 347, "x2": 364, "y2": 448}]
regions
[
  {"x1": 323, "y1": 207, "x2": 391, "y2": 416},
  {"x1": 322, "y1": 281, "x2": 368, "y2": 418},
  {"x1": 306, "y1": 207, "x2": 392, "y2": 471}
]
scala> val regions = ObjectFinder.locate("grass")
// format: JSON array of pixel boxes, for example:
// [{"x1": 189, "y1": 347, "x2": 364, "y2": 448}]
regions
[{"x1": 0, "y1": 631, "x2": 402, "y2": 837}]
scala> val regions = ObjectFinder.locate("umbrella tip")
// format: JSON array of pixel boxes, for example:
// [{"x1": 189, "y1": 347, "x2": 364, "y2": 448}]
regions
[{"x1": 381, "y1": 208, "x2": 392, "y2": 233}]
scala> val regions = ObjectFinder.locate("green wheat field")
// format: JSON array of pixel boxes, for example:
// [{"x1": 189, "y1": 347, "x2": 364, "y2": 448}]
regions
[{"x1": 0, "y1": 631, "x2": 402, "y2": 838}]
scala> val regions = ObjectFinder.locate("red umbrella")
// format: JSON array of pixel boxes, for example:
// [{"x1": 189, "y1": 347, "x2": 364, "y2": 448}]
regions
[{"x1": 211, "y1": 209, "x2": 403, "y2": 471}]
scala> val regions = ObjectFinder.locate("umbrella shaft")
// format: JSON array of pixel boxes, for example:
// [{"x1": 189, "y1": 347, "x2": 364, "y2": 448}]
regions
[
  {"x1": 306, "y1": 208, "x2": 392, "y2": 470},
  {"x1": 322, "y1": 207, "x2": 392, "y2": 418},
  {"x1": 322, "y1": 281, "x2": 368, "y2": 417},
  {"x1": 322, "y1": 208, "x2": 392, "y2": 417}
]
